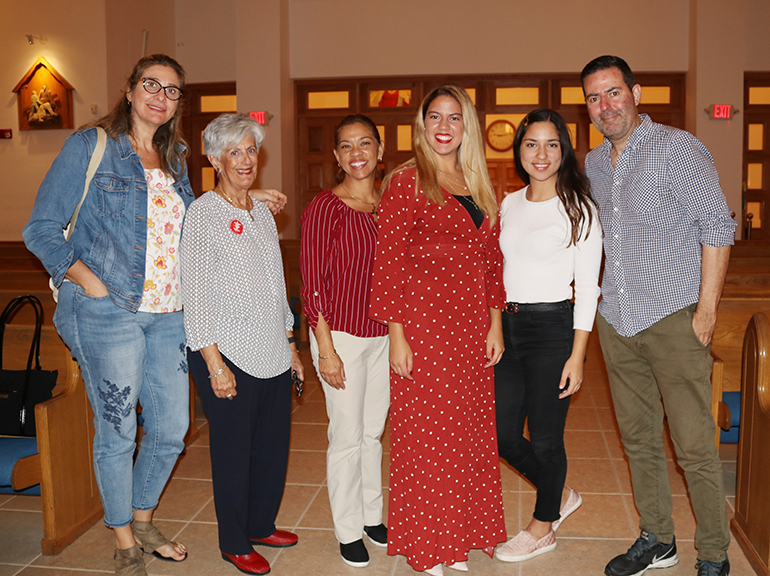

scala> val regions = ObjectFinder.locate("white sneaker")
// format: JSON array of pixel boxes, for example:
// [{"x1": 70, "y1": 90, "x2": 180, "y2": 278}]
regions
[
  {"x1": 445, "y1": 560, "x2": 468, "y2": 571},
  {"x1": 495, "y1": 529, "x2": 556, "y2": 562},
  {"x1": 552, "y1": 488, "x2": 582, "y2": 531}
]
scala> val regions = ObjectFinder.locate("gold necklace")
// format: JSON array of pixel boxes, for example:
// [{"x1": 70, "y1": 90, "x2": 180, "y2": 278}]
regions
[
  {"x1": 439, "y1": 170, "x2": 479, "y2": 206},
  {"x1": 438, "y1": 169, "x2": 468, "y2": 194},
  {"x1": 216, "y1": 186, "x2": 254, "y2": 221},
  {"x1": 341, "y1": 181, "x2": 379, "y2": 217}
]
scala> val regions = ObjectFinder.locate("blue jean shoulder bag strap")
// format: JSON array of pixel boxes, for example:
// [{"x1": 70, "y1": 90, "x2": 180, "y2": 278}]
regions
[{"x1": 50, "y1": 127, "x2": 108, "y2": 302}]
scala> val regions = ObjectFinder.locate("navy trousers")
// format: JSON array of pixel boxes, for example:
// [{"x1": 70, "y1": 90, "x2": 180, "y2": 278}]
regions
[{"x1": 189, "y1": 350, "x2": 292, "y2": 555}]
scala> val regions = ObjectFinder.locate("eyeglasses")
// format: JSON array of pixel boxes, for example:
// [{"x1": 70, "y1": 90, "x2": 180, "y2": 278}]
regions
[{"x1": 141, "y1": 78, "x2": 183, "y2": 101}]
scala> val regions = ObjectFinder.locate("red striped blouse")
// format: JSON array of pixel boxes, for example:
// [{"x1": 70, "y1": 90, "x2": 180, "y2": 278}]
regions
[{"x1": 300, "y1": 190, "x2": 388, "y2": 338}]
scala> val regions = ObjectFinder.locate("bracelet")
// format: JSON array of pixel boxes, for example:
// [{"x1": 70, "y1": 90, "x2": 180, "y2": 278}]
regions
[
  {"x1": 287, "y1": 336, "x2": 298, "y2": 344},
  {"x1": 318, "y1": 350, "x2": 337, "y2": 360},
  {"x1": 208, "y1": 363, "x2": 227, "y2": 379}
]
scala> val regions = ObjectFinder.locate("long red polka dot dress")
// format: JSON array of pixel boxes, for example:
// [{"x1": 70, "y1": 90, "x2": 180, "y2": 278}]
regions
[{"x1": 370, "y1": 166, "x2": 507, "y2": 571}]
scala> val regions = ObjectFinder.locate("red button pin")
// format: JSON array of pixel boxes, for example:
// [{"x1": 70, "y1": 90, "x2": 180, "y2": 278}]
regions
[{"x1": 230, "y1": 220, "x2": 244, "y2": 234}]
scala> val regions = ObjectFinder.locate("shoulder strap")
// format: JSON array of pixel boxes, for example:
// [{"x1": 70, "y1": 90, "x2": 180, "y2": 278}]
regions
[{"x1": 65, "y1": 127, "x2": 107, "y2": 241}]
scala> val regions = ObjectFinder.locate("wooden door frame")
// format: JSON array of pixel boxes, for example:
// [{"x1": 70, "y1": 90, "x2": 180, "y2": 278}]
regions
[
  {"x1": 180, "y1": 82, "x2": 236, "y2": 197},
  {"x1": 295, "y1": 73, "x2": 686, "y2": 225},
  {"x1": 743, "y1": 72, "x2": 770, "y2": 240}
]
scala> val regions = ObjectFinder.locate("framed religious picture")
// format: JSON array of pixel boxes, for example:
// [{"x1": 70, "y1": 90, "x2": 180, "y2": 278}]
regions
[{"x1": 13, "y1": 57, "x2": 74, "y2": 130}]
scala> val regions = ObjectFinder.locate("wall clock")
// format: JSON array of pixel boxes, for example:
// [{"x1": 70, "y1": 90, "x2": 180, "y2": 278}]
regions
[{"x1": 486, "y1": 119, "x2": 516, "y2": 152}]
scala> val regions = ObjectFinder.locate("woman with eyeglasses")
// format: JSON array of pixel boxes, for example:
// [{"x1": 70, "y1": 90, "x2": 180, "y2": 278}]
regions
[{"x1": 24, "y1": 54, "x2": 285, "y2": 576}]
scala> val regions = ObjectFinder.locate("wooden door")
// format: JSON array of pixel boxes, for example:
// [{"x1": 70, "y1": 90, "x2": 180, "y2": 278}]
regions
[
  {"x1": 744, "y1": 73, "x2": 770, "y2": 240},
  {"x1": 297, "y1": 114, "x2": 414, "y2": 217},
  {"x1": 180, "y1": 82, "x2": 237, "y2": 197}
]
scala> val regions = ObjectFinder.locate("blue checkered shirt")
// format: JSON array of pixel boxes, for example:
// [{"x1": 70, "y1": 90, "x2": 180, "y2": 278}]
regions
[{"x1": 585, "y1": 114, "x2": 736, "y2": 337}]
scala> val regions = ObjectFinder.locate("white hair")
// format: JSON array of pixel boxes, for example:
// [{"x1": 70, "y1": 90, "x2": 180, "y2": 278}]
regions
[{"x1": 202, "y1": 113, "x2": 265, "y2": 159}]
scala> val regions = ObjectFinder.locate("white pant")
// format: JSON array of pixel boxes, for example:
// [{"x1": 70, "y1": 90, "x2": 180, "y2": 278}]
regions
[{"x1": 310, "y1": 330, "x2": 390, "y2": 544}]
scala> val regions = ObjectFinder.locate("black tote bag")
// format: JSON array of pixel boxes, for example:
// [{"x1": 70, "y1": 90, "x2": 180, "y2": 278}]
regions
[{"x1": 0, "y1": 295, "x2": 58, "y2": 436}]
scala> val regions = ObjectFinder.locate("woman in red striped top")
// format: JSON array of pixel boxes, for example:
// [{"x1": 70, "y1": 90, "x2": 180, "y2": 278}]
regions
[{"x1": 300, "y1": 114, "x2": 390, "y2": 568}]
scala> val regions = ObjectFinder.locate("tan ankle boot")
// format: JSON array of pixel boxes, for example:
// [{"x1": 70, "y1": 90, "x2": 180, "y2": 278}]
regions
[{"x1": 114, "y1": 544, "x2": 146, "y2": 576}]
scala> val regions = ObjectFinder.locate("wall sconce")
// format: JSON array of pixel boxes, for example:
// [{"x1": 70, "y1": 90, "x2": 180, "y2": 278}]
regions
[{"x1": 26, "y1": 34, "x2": 48, "y2": 45}]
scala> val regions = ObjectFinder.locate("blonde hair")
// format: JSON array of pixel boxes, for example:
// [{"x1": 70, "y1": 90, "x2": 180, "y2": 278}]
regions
[{"x1": 386, "y1": 85, "x2": 497, "y2": 224}]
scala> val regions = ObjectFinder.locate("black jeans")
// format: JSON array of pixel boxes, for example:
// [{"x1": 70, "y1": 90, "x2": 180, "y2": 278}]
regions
[
  {"x1": 189, "y1": 350, "x2": 292, "y2": 555},
  {"x1": 494, "y1": 302, "x2": 574, "y2": 523}
]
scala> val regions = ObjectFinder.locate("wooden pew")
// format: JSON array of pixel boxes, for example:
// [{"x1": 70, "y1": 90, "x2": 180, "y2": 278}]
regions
[
  {"x1": 5, "y1": 334, "x2": 103, "y2": 555},
  {"x1": 711, "y1": 352, "x2": 729, "y2": 448},
  {"x1": 0, "y1": 239, "x2": 198, "y2": 553},
  {"x1": 711, "y1": 242, "x2": 770, "y2": 394},
  {"x1": 730, "y1": 312, "x2": 770, "y2": 575}
]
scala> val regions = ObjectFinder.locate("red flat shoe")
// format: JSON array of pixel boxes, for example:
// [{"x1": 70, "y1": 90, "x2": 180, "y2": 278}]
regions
[
  {"x1": 250, "y1": 530, "x2": 298, "y2": 548},
  {"x1": 221, "y1": 551, "x2": 270, "y2": 575}
]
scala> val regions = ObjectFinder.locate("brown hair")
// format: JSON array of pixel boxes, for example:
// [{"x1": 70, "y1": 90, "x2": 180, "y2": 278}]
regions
[{"x1": 85, "y1": 54, "x2": 188, "y2": 181}]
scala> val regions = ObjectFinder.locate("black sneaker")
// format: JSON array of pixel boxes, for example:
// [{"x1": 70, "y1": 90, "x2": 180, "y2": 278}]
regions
[
  {"x1": 605, "y1": 530, "x2": 679, "y2": 576},
  {"x1": 695, "y1": 554, "x2": 730, "y2": 576},
  {"x1": 363, "y1": 524, "x2": 387, "y2": 548},
  {"x1": 340, "y1": 539, "x2": 369, "y2": 568}
]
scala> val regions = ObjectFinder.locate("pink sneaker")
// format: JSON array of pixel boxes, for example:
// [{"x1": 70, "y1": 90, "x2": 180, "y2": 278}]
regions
[
  {"x1": 552, "y1": 488, "x2": 582, "y2": 531},
  {"x1": 495, "y1": 530, "x2": 556, "y2": 562}
]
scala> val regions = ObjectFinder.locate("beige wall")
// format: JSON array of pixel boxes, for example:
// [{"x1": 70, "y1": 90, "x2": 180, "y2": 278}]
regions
[
  {"x1": 691, "y1": 0, "x2": 746, "y2": 230},
  {"x1": 0, "y1": 0, "x2": 108, "y2": 242},
  {"x1": 105, "y1": 0, "x2": 177, "y2": 103},
  {"x1": 3, "y1": 0, "x2": 770, "y2": 242},
  {"x1": 175, "y1": 0, "x2": 236, "y2": 83},
  {"x1": 289, "y1": 0, "x2": 690, "y2": 78},
  {"x1": 0, "y1": 0, "x2": 176, "y2": 242}
]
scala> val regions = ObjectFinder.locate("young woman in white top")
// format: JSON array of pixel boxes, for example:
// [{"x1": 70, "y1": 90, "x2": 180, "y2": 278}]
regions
[{"x1": 494, "y1": 109, "x2": 603, "y2": 563}]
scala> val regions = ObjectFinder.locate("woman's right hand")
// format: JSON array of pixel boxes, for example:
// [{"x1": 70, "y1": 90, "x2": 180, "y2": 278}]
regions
[
  {"x1": 388, "y1": 323, "x2": 413, "y2": 380},
  {"x1": 66, "y1": 260, "x2": 109, "y2": 297},
  {"x1": 319, "y1": 352, "x2": 346, "y2": 390},
  {"x1": 199, "y1": 344, "x2": 237, "y2": 399},
  {"x1": 82, "y1": 278, "x2": 109, "y2": 298},
  {"x1": 210, "y1": 366, "x2": 237, "y2": 400}
]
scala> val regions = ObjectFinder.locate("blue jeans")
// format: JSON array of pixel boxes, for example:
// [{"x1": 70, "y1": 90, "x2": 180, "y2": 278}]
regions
[
  {"x1": 54, "y1": 281, "x2": 189, "y2": 528},
  {"x1": 494, "y1": 302, "x2": 574, "y2": 523}
]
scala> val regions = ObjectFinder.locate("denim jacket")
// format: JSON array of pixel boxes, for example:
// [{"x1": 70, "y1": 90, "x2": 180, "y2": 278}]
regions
[{"x1": 23, "y1": 128, "x2": 194, "y2": 313}]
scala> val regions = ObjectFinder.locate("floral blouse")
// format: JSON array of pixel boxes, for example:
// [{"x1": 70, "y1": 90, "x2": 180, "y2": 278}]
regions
[{"x1": 139, "y1": 168, "x2": 185, "y2": 313}]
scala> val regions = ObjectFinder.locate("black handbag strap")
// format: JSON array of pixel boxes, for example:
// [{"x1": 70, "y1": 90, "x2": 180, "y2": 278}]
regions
[
  {"x1": 0, "y1": 295, "x2": 47, "y2": 435},
  {"x1": 0, "y1": 295, "x2": 45, "y2": 373}
]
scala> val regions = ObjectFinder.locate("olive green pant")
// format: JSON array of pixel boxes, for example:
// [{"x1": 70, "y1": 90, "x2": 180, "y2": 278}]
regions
[{"x1": 597, "y1": 305, "x2": 729, "y2": 563}]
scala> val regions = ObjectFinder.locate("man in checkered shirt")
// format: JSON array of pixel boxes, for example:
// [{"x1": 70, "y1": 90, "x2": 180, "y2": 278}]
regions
[{"x1": 581, "y1": 56, "x2": 736, "y2": 576}]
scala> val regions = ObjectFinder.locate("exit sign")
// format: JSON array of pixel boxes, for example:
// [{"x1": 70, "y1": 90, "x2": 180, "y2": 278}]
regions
[
  {"x1": 712, "y1": 104, "x2": 732, "y2": 119},
  {"x1": 250, "y1": 111, "x2": 268, "y2": 124}
]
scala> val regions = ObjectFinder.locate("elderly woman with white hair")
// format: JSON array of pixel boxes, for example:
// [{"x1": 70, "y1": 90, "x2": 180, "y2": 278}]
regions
[{"x1": 181, "y1": 113, "x2": 304, "y2": 575}]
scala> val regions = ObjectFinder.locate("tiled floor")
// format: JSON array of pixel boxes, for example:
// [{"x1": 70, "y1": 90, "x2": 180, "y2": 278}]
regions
[{"x1": 0, "y1": 333, "x2": 754, "y2": 575}]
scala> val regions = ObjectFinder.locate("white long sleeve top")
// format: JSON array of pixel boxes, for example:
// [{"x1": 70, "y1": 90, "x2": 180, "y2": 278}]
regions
[
  {"x1": 181, "y1": 191, "x2": 293, "y2": 378},
  {"x1": 499, "y1": 187, "x2": 603, "y2": 332}
]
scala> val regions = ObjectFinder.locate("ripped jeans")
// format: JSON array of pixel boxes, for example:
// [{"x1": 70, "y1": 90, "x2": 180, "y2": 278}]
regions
[{"x1": 54, "y1": 281, "x2": 189, "y2": 528}]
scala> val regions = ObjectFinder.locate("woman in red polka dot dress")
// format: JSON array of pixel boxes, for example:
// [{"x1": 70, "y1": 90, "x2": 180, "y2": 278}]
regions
[{"x1": 370, "y1": 85, "x2": 507, "y2": 575}]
